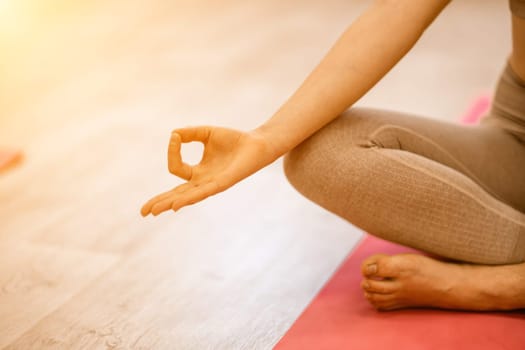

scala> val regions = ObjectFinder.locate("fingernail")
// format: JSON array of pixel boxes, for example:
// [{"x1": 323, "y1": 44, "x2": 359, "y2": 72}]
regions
[{"x1": 366, "y1": 264, "x2": 377, "y2": 275}]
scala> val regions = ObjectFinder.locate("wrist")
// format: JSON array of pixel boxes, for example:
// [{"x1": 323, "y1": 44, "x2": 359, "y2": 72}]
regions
[{"x1": 249, "y1": 125, "x2": 291, "y2": 160}]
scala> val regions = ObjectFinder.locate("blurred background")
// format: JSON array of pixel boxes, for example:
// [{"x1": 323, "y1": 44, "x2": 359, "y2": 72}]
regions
[{"x1": 0, "y1": 0, "x2": 512, "y2": 349}]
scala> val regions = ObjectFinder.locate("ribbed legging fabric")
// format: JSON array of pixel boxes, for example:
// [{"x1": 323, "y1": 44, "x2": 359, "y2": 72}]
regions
[{"x1": 283, "y1": 63, "x2": 525, "y2": 265}]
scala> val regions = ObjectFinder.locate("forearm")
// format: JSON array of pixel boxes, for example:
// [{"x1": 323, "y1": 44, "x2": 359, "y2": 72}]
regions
[{"x1": 253, "y1": 0, "x2": 450, "y2": 158}]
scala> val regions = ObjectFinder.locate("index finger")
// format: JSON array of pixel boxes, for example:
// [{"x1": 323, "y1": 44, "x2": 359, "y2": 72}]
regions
[
  {"x1": 168, "y1": 132, "x2": 192, "y2": 180},
  {"x1": 173, "y1": 127, "x2": 211, "y2": 143}
]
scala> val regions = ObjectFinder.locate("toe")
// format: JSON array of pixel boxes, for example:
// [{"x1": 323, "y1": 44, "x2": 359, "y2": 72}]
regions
[
  {"x1": 363, "y1": 291, "x2": 397, "y2": 309},
  {"x1": 361, "y1": 254, "x2": 398, "y2": 278},
  {"x1": 361, "y1": 254, "x2": 388, "y2": 276},
  {"x1": 374, "y1": 301, "x2": 406, "y2": 311},
  {"x1": 361, "y1": 278, "x2": 399, "y2": 294}
]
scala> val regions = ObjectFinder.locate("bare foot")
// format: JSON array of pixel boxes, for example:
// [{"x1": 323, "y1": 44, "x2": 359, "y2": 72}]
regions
[{"x1": 360, "y1": 253, "x2": 525, "y2": 311}]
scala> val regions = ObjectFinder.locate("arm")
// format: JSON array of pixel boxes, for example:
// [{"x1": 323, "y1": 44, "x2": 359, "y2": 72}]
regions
[
  {"x1": 254, "y1": 0, "x2": 451, "y2": 158},
  {"x1": 141, "y1": 0, "x2": 451, "y2": 216}
]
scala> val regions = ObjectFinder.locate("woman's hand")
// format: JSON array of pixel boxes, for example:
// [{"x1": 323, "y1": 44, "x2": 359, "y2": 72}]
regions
[{"x1": 141, "y1": 126, "x2": 278, "y2": 217}]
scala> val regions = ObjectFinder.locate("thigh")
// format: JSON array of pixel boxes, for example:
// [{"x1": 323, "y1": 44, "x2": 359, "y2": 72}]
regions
[
  {"x1": 323, "y1": 107, "x2": 525, "y2": 213},
  {"x1": 284, "y1": 107, "x2": 525, "y2": 263}
]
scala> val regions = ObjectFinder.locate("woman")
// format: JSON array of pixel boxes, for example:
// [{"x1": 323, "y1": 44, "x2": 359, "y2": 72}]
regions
[{"x1": 142, "y1": 0, "x2": 525, "y2": 311}]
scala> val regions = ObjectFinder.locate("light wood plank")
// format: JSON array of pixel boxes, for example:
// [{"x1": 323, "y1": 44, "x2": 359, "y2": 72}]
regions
[
  {"x1": 5, "y1": 166, "x2": 361, "y2": 349},
  {"x1": 0, "y1": 117, "x2": 166, "y2": 254},
  {"x1": 0, "y1": 241, "x2": 117, "y2": 349}
]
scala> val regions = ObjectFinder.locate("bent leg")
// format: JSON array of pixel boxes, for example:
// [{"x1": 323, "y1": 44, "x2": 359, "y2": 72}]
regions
[{"x1": 283, "y1": 107, "x2": 525, "y2": 264}]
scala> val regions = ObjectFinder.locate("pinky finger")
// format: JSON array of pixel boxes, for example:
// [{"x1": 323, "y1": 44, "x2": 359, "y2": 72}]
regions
[
  {"x1": 142, "y1": 183, "x2": 195, "y2": 216},
  {"x1": 172, "y1": 181, "x2": 220, "y2": 212},
  {"x1": 141, "y1": 191, "x2": 174, "y2": 216},
  {"x1": 151, "y1": 197, "x2": 176, "y2": 216}
]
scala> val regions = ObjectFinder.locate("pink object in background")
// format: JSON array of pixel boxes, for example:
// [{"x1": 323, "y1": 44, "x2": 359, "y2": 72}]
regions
[
  {"x1": 460, "y1": 94, "x2": 491, "y2": 125},
  {"x1": 275, "y1": 96, "x2": 525, "y2": 350},
  {"x1": 0, "y1": 149, "x2": 22, "y2": 173}
]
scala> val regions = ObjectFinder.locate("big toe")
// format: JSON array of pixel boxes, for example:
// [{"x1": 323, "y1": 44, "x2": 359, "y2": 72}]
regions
[{"x1": 361, "y1": 253, "x2": 399, "y2": 278}]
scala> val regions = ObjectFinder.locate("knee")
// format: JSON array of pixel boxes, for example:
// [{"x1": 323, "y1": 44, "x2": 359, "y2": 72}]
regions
[
  {"x1": 283, "y1": 107, "x2": 376, "y2": 191},
  {"x1": 283, "y1": 116, "x2": 338, "y2": 190}
]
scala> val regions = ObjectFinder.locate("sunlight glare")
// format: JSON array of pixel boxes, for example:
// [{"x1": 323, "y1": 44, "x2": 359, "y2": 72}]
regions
[
  {"x1": 0, "y1": 0, "x2": 17, "y2": 30},
  {"x1": 0, "y1": 0, "x2": 12, "y2": 13}
]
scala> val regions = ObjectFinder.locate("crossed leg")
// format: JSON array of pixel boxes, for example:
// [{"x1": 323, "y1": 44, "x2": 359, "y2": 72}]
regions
[{"x1": 283, "y1": 106, "x2": 525, "y2": 311}]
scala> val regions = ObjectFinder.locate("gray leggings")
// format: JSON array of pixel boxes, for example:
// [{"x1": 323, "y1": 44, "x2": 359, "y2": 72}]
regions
[{"x1": 283, "y1": 63, "x2": 525, "y2": 265}]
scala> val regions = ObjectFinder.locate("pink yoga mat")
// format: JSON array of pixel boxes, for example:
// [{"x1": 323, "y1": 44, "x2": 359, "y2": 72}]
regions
[
  {"x1": 275, "y1": 236, "x2": 525, "y2": 350},
  {"x1": 275, "y1": 97, "x2": 525, "y2": 350}
]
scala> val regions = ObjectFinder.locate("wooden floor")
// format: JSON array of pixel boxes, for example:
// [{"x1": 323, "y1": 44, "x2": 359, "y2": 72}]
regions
[{"x1": 0, "y1": 0, "x2": 512, "y2": 349}]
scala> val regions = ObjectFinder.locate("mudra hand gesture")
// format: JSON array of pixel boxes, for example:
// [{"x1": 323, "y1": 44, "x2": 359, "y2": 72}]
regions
[{"x1": 141, "y1": 126, "x2": 277, "y2": 216}]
